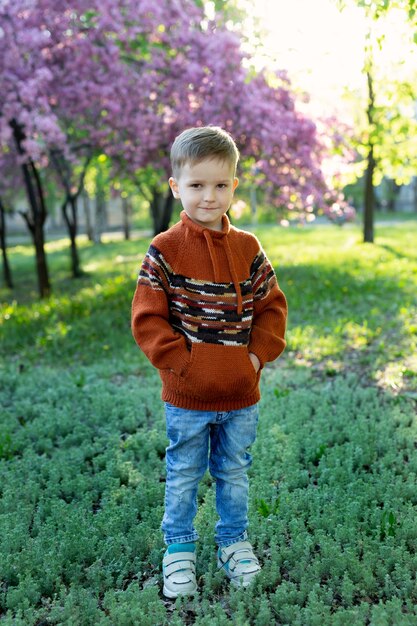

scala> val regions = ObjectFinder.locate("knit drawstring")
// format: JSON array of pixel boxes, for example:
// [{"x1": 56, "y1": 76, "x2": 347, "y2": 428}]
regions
[
  {"x1": 203, "y1": 229, "x2": 243, "y2": 316},
  {"x1": 203, "y1": 230, "x2": 220, "y2": 282},
  {"x1": 224, "y1": 237, "x2": 243, "y2": 316}
]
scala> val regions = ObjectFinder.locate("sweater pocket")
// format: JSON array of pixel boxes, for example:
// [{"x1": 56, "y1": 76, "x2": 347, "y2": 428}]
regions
[{"x1": 178, "y1": 343, "x2": 259, "y2": 401}]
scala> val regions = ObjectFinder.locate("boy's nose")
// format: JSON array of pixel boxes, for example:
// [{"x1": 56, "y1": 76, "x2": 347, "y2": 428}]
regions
[{"x1": 203, "y1": 189, "x2": 215, "y2": 202}]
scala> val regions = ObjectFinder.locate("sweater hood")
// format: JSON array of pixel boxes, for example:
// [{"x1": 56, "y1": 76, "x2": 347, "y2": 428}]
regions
[{"x1": 180, "y1": 210, "x2": 243, "y2": 315}]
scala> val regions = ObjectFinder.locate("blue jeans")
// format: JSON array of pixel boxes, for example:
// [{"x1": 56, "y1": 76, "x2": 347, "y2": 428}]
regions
[{"x1": 162, "y1": 402, "x2": 259, "y2": 547}]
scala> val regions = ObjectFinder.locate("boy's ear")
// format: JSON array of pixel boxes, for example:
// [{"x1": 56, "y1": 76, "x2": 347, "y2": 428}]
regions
[
  {"x1": 233, "y1": 177, "x2": 239, "y2": 191},
  {"x1": 169, "y1": 177, "x2": 180, "y2": 199}
]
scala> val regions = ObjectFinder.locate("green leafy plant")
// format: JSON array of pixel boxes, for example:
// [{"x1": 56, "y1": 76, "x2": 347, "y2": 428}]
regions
[
  {"x1": 255, "y1": 498, "x2": 280, "y2": 518},
  {"x1": 0, "y1": 432, "x2": 14, "y2": 461},
  {"x1": 380, "y1": 510, "x2": 397, "y2": 540},
  {"x1": 1, "y1": 221, "x2": 417, "y2": 624}
]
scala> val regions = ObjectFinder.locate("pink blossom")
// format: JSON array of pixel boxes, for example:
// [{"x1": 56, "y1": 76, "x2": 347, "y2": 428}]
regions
[{"x1": 0, "y1": 0, "x2": 354, "y2": 223}]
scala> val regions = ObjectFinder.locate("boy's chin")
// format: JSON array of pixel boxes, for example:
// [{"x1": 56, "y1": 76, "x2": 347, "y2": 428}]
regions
[{"x1": 186, "y1": 209, "x2": 225, "y2": 230}]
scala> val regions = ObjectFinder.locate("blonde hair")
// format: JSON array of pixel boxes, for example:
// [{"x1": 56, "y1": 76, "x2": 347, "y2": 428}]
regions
[{"x1": 170, "y1": 126, "x2": 239, "y2": 177}]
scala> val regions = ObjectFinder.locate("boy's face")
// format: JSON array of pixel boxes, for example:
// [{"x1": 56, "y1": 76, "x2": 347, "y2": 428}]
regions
[{"x1": 169, "y1": 158, "x2": 238, "y2": 231}]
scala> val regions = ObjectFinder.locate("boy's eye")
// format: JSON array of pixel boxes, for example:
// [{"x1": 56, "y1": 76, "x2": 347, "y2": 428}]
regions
[{"x1": 188, "y1": 183, "x2": 228, "y2": 189}]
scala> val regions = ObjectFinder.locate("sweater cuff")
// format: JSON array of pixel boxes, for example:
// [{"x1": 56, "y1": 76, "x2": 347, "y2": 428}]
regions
[{"x1": 248, "y1": 337, "x2": 286, "y2": 368}]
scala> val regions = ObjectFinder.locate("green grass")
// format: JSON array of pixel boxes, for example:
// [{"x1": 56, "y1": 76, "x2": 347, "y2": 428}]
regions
[{"x1": 1, "y1": 221, "x2": 417, "y2": 625}]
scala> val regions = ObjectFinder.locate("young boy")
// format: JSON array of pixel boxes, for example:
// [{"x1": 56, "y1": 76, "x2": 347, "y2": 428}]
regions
[{"x1": 131, "y1": 126, "x2": 287, "y2": 598}]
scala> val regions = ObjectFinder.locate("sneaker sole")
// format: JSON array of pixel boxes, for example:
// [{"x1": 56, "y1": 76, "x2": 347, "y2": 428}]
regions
[{"x1": 163, "y1": 584, "x2": 197, "y2": 599}]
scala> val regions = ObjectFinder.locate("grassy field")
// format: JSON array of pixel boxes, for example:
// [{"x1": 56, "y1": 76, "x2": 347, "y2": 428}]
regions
[{"x1": 1, "y1": 220, "x2": 417, "y2": 625}]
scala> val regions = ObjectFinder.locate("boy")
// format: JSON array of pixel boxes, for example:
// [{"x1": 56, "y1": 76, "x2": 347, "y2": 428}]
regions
[{"x1": 131, "y1": 126, "x2": 287, "y2": 598}]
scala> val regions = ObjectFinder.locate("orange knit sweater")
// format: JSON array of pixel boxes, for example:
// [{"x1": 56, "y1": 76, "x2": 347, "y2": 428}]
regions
[{"x1": 131, "y1": 211, "x2": 287, "y2": 411}]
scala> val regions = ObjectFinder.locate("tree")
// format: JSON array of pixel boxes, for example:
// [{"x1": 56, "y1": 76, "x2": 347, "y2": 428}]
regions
[
  {"x1": 111, "y1": 16, "x2": 354, "y2": 234},
  {"x1": 83, "y1": 155, "x2": 112, "y2": 244},
  {"x1": 336, "y1": 0, "x2": 417, "y2": 242},
  {"x1": 364, "y1": 65, "x2": 376, "y2": 243},
  {"x1": 0, "y1": 152, "x2": 20, "y2": 290},
  {"x1": 0, "y1": 0, "x2": 148, "y2": 287},
  {"x1": 1, "y1": 0, "x2": 356, "y2": 303},
  {"x1": 0, "y1": 196, "x2": 13, "y2": 289},
  {"x1": 10, "y1": 120, "x2": 51, "y2": 297}
]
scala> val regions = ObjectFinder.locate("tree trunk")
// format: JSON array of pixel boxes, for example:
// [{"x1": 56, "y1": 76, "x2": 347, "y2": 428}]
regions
[
  {"x1": 32, "y1": 215, "x2": 50, "y2": 297},
  {"x1": 160, "y1": 191, "x2": 174, "y2": 233},
  {"x1": 413, "y1": 177, "x2": 417, "y2": 213},
  {"x1": 94, "y1": 190, "x2": 106, "y2": 244},
  {"x1": 49, "y1": 150, "x2": 91, "y2": 276},
  {"x1": 150, "y1": 189, "x2": 162, "y2": 235},
  {"x1": 11, "y1": 119, "x2": 51, "y2": 297},
  {"x1": 151, "y1": 188, "x2": 174, "y2": 235},
  {"x1": 0, "y1": 196, "x2": 13, "y2": 289},
  {"x1": 122, "y1": 196, "x2": 132, "y2": 240},
  {"x1": 364, "y1": 144, "x2": 375, "y2": 243},
  {"x1": 363, "y1": 70, "x2": 375, "y2": 244},
  {"x1": 83, "y1": 192, "x2": 94, "y2": 241},
  {"x1": 386, "y1": 179, "x2": 401, "y2": 212},
  {"x1": 62, "y1": 197, "x2": 82, "y2": 277}
]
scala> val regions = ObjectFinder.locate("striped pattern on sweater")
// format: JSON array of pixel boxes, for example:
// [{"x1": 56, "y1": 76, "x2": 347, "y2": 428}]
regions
[{"x1": 137, "y1": 244, "x2": 277, "y2": 346}]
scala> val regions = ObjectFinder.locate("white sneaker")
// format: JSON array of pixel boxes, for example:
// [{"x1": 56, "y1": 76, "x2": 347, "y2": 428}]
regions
[
  {"x1": 162, "y1": 548, "x2": 197, "y2": 598},
  {"x1": 217, "y1": 541, "x2": 261, "y2": 588}
]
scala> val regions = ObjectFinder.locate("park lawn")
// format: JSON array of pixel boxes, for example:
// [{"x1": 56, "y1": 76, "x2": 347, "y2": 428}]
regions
[{"x1": 0, "y1": 220, "x2": 417, "y2": 625}]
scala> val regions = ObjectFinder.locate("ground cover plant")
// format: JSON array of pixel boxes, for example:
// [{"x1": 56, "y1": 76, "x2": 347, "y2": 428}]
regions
[{"x1": 1, "y1": 220, "x2": 417, "y2": 625}]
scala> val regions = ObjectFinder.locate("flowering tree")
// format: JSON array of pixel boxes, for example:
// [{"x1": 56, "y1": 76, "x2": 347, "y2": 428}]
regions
[
  {"x1": 1, "y1": 0, "x2": 355, "y2": 296},
  {"x1": 0, "y1": 0, "x2": 144, "y2": 285},
  {"x1": 110, "y1": 17, "x2": 354, "y2": 234},
  {"x1": 1, "y1": 0, "x2": 234, "y2": 281}
]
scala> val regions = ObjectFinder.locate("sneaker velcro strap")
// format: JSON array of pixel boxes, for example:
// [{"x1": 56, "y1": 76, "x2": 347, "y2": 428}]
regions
[
  {"x1": 220, "y1": 541, "x2": 254, "y2": 560},
  {"x1": 164, "y1": 559, "x2": 196, "y2": 577},
  {"x1": 163, "y1": 551, "x2": 196, "y2": 568}
]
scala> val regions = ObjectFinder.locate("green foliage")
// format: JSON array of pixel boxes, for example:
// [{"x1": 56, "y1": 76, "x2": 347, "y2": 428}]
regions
[
  {"x1": 0, "y1": 431, "x2": 13, "y2": 460},
  {"x1": 338, "y1": 1, "x2": 417, "y2": 189},
  {"x1": 1, "y1": 221, "x2": 417, "y2": 623},
  {"x1": 255, "y1": 497, "x2": 280, "y2": 518},
  {"x1": 380, "y1": 511, "x2": 397, "y2": 541}
]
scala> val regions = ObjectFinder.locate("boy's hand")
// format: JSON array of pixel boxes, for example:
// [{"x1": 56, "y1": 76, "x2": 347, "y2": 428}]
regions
[{"x1": 248, "y1": 352, "x2": 261, "y2": 373}]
